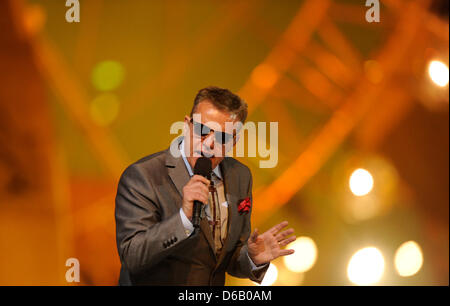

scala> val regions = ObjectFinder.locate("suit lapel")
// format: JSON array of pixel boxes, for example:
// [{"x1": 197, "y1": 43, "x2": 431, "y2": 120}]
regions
[
  {"x1": 166, "y1": 137, "x2": 216, "y2": 254},
  {"x1": 166, "y1": 150, "x2": 189, "y2": 208}
]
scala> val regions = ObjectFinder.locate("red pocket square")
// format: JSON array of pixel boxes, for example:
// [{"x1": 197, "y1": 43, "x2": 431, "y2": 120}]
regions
[{"x1": 238, "y1": 197, "x2": 251, "y2": 214}]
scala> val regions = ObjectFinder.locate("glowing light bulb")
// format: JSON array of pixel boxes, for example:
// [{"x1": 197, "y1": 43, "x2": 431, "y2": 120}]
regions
[
  {"x1": 90, "y1": 93, "x2": 120, "y2": 126},
  {"x1": 395, "y1": 241, "x2": 423, "y2": 277},
  {"x1": 347, "y1": 247, "x2": 384, "y2": 285},
  {"x1": 283, "y1": 237, "x2": 317, "y2": 273},
  {"x1": 91, "y1": 60, "x2": 125, "y2": 91},
  {"x1": 428, "y1": 60, "x2": 449, "y2": 87},
  {"x1": 349, "y1": 168, "x2": 374, "y2": 196}
]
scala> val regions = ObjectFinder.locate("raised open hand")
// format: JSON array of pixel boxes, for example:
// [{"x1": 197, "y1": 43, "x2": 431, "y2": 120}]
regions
[{"x1": 247, "y1": 221, "x2": 296, "y2": 266}]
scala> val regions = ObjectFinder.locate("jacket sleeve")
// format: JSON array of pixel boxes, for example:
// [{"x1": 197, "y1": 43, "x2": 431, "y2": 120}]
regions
[
  {"x1": 115, "y1": 164, "x2": 188, "y2": 276},
  {"x1": 225, "y1": 167, "x2": 269, "y2": 283}
]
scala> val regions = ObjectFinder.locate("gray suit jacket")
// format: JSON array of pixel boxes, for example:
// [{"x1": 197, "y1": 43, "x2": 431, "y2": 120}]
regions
[{"x1": 115, "y1": 138, "x2": 268, "y2": 285}]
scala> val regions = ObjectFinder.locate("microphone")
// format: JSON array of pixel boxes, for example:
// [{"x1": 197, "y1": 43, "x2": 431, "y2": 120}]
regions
[{"x1": 192, "y1": 157, "x2": 212, "y2": 230}]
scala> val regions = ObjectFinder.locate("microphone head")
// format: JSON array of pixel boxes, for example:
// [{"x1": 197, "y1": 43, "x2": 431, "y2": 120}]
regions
[{"x1": 193, "y1": 157, "x2": 212, "y2": 179}]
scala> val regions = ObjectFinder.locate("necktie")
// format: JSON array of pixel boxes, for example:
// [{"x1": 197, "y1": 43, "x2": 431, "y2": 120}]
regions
[{"x1": 207, "y1": 172, "x2": 227, "y2": 255}]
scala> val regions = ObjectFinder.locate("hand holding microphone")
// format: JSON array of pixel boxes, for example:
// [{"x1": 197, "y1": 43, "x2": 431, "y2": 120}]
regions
[{"x1": 181, "y1": 157, "x2": 212, "y2": 230}]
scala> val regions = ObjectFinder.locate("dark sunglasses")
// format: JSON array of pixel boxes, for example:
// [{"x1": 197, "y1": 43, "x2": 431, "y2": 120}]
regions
[{"x1": 190, "y1": 118, "x2": 234, "y2": 145}]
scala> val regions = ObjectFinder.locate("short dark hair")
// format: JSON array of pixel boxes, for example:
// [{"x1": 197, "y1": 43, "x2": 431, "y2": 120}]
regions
[{"x1": 190, "y1": 86, "x2": 248, "y2": 123}]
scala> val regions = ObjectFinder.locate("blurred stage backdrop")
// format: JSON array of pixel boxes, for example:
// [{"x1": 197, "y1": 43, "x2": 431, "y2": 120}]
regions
[{"x1": 0, "y1": 0, "x2": 448, "y2": 285}]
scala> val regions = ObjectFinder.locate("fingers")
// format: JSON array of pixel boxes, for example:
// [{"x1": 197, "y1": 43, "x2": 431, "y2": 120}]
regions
[
  {"x1": 190, "y1": 181, "x2": 209, "y2": 194},
  {"x1": 278, "y1": 235, "x2": 296, "y2": 247},
  {"x1": 249, "y1": 228, "x2": 259, "y2": 243},
  {"x1": 183, "y1": 181, "x2": 209, "y2": 204},
  {"x1": 279, "y1": 249, "x2": 295, "y2": 257},
  {"x1": 192, "y1": 191, "x2": 208, "y2": 204},
  {"x1": 184, "y1": 177, "x2": 210, "y2": 204},
  {"x1": 181, "y1": 175, "x2": 211, "y2": 220},
  {"x1": 269, "y1": 221, "x2": 289, "y2": 235},
  {"x1": 191, "y1": 175, "x2": 210, "y2": 186},
  {"x1": 275, "y1": 228, "x2": 295, "y2": 241}
]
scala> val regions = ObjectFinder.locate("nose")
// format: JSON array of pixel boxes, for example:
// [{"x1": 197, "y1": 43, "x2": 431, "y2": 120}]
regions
[{"x1": 203, "y1": 132, "x2": 215, "y2": 151}]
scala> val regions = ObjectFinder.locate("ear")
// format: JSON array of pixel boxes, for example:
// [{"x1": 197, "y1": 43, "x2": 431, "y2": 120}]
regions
[
  {"x1": 233, "y1": 130, "x2": 241, "y2": 146},
  {"x1": 229, "y1": 120, "x2": 243, "y2": 147},
  {"x1": 233, "y1": 134, "x2": 240, "y2": 146},
  {"x1": 183, "y1": 116, "x2": 191, "y2": 136}
]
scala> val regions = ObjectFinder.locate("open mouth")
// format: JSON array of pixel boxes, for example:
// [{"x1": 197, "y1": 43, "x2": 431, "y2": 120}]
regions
[{"x1": 197, "y1": 150, "x2": 214, "y2": 158}]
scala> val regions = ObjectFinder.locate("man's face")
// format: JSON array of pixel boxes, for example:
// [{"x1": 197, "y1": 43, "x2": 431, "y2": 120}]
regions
[{"x1": 184, "y1": 100, "x2": 239, "y2": 170}]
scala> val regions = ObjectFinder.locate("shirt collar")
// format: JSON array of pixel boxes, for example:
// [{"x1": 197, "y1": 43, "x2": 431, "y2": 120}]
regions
[{"x1": 179, "y1": 139, "x2": 222, "y2": 179}]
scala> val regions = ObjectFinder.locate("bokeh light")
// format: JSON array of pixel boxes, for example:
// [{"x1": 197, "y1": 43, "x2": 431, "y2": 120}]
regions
[
  {"x1": 428, "y1": 60, "x2": 449, "y2": 87},
  {"x1": 283, "y1": 236, "x2": 317, "y2": 273},
  {"x1": 90, "y1": 93, "x2": 120, "y2": 126},
  {"x1": 395, "y1": 241, "x2": 423, "y2": 277},
  {"x1": 347, "y1": 247, "x2": 385, "y2": 285},
  {"x1": 91, "y1": 60, "x2": 125, "y2": 91},
  {"x1": 364, "y1": 60, "x2": 384, "y2": 84},
  {"x1": 349, "y1": 168, "x2": 374, "y2": 196},
  {"x1": 23, "y1": 4, "x2": 46, "y2": 36},
  {"x1": 251, "y1": 64, "x2": 279, "y2": 90}
]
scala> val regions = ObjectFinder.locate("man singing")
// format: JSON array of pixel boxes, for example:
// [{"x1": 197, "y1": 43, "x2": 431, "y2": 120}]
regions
[{"x1": 115, "y1": 86, "x2": 296, "y2": 285}]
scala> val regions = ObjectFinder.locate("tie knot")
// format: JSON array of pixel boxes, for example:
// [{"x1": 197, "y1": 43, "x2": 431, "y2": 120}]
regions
[{"x1": 211, "y1": 172, "x2": 221, "y2": 183}]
